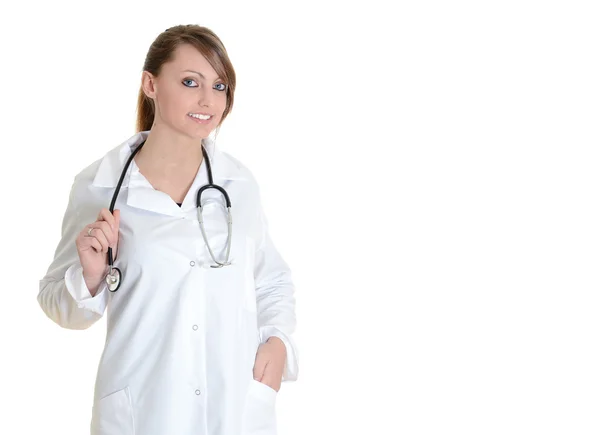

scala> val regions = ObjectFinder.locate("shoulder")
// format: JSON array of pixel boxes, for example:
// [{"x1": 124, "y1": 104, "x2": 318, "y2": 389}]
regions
[
  {"x1": 219, "y1": 151, "x2": 266, "y2": 225},
  {"x1": 69, "y1": 158, "x2": 102, "y2": 201},
  {"x1": 68, "y1": 142, "x2": 120, "y2": 209},
  {"x1": 220, "y1": 151, "x2": 261, "y2": 189},
  {"x1": 74, "y1": 158, "x2": 102, "y2": 184},
  {"x1": 70, "y1": 141, "x2": 123, "y2": 197}
]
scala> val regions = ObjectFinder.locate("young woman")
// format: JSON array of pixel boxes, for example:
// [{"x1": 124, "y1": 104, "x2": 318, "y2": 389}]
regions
[{"x1": 38, "y1": 24, "x2": 298, "y2": 435}]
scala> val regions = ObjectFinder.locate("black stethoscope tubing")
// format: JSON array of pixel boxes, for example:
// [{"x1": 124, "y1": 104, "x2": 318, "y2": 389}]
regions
[{"x1": 106, "y1": 139, "x2": 231, "y2": 292}]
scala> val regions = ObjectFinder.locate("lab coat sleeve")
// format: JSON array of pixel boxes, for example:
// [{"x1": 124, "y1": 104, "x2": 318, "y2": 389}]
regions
[
  {"x1": 253, "y1": 189, "x2": 299, "y2": 382},
  {"x1": 38, "y1": 176, "x2": 109, "y2": 329}
]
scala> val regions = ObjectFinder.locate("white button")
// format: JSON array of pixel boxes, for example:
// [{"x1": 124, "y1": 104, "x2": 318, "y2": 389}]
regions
[
  {"x1": 192, "y1": 325, "x2": 198, "y2": 331},
  {"x1": 195, "y1": 389, "x2": 201, "y2": 395},
  {"x1": 190, "y1": 261, "x2": 195, "y2": 267}
]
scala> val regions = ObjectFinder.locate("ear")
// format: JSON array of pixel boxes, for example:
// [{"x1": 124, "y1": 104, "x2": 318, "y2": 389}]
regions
[{"x1": 141, "y1": 71, "x2": 157, "y2": 99}]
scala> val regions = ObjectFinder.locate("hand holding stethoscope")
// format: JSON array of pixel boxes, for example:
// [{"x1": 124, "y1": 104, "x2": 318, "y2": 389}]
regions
[{"x1": 75, "y1": 207, "x2": 121, "y2": 296}]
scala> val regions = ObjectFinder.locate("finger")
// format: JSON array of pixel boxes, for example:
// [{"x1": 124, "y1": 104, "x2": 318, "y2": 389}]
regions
[
  {"x1": 81, "y1": 231, "x2": 103, "y2": 254},
  {"x1": 98, "y1": 208, "x2": 117, "y2": 230},
  {"x1": 104, "y1": 208, "x2": 117, "y2": 230},
  {"x1": 253, "y1": 356, "x2": 268, "y2": 381},
  {"x1": 89, "y1": 237, "x2": 103, "y2": 254},
  {"x1": 98, "y1": 221, "x2": 117, "y2": 247},
  {"x1": 87, "y1": 226, "x2": 111, "y2": 253},
  {"x1": 114, "y1": 210, "x2": 120, "y2": 238},
  {"x1": 110, "y1": 210, "x2": 120, "y2": 246}
]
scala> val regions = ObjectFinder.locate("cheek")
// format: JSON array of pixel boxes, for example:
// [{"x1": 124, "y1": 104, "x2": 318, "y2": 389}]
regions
[
  {"x1": 215, "y1": 102, "x2": 228, "y2": 121},
  {"x1": 160, "y1": 86, "x2": 187, "y2": 113}
]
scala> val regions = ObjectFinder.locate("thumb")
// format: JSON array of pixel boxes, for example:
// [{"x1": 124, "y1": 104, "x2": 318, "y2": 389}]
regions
[
  {"x1": 115, "y1": 209, "x2": 120, "y2": 227},
  {"x1": 253, "y1": 352, "x2": 267, "y2": 381}
]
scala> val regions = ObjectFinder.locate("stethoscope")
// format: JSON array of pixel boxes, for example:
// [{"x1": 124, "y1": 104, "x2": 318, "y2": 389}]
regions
[{"x1": 105, "y1": 139, "x2": 233, "y2": 292}]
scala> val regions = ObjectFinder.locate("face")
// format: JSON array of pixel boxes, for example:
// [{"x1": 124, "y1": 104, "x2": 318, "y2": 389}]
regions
[{"x1": 142, "y1": 43, "x2": 228, "y2": 139}]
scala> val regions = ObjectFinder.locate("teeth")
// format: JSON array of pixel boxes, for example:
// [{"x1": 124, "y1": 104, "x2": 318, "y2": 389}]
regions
[{"x1": 188, "y1": 113, "x2": 211, "y2": 120}]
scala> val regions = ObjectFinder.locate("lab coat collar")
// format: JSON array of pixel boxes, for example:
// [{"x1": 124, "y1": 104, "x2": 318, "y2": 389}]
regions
[{"x1": 91, "y1": 130, "x2": 247, "y2": 216}]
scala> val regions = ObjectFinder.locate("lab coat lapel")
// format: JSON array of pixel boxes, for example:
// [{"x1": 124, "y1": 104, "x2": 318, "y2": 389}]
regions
[
  {"x1": 91, "y1": 131, "x2": 245, "y2": 217},
  {"x1": 90, "y1": 131, "x2": 149, "y2": 189}
]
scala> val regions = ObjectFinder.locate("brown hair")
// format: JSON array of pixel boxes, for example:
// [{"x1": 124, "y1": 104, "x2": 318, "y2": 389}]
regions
[{"x1": 135, "y1": 25, "x2": 237, "y2": 134}]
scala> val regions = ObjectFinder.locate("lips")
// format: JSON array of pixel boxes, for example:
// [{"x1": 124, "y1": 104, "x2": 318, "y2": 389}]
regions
[
  {"x1": 188, "y1": 113, "x2": 213, "y2": 124},
  {"x1": 188, "y1": 113, "x2": 212, "y2": 121}
]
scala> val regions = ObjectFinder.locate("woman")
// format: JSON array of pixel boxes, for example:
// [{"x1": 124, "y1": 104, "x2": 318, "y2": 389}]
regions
[{"x1": 37, "y1": 25, "x2": 298, "y2": 435}]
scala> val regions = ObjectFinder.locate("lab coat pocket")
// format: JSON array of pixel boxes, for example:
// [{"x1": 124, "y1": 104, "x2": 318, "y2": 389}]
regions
[
  {"x1": 90, "y1": 386, "x2": 134, "y2": 435},
  {"x1": 242, "y1": 379, "x2": 278, "y2": 435}
]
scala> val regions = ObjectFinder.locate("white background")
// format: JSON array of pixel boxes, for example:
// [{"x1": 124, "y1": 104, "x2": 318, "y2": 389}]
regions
[{"x1": 1, "y1": 0, "x2": 598, "y2": 433}]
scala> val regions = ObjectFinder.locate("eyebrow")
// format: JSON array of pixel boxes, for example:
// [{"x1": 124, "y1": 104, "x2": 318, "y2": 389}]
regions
[{"x1": 183, "y1": 70, "x2": 222, "y2": 82}]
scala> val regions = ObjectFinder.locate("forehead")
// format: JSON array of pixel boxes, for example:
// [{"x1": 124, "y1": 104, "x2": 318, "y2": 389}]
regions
[{"x1": 165, "y1": 44, "x2": 217, "y2": 77}]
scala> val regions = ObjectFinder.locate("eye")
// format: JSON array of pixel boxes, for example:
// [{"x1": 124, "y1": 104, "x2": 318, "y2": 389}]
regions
[
  {"x1": 183, "y1": 79, "x2": 227, "y2": 92},
  {"x1": 183, "y1": 78, "x2": 198, "y2": 87}
]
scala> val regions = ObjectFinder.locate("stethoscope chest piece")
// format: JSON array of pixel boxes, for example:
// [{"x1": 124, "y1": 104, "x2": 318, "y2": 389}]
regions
[{"x1": 106, "y1": 267, "x2": 122, "y2": 292}]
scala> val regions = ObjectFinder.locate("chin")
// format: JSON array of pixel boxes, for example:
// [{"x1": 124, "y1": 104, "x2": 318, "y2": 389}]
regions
[
  {"x1": 177, "y1": 124, "x2": 210, "y2": 140},
  {"x1": 193, "y1": 129, "x2": 212, "y2": 139}
]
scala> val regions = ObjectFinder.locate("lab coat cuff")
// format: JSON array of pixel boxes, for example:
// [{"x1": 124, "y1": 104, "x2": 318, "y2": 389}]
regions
[
  {"x1": 64, "y1": 264, "x2": 108, "y2": 315},
  {"x1": 259, "y1": 326, "x2": 299, "y2": 382}
]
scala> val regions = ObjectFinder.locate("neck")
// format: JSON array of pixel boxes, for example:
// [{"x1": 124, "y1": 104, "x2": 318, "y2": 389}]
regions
[{"x1": 135, "y1": 126, "x2": 205, "y2": 178}]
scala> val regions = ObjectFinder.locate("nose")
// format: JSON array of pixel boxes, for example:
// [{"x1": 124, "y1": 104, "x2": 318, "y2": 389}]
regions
[{"x1": 197, "y1": 87, "x2": 213, "y2": 108}]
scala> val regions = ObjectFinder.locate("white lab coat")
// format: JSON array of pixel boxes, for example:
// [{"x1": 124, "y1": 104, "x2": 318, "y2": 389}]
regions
[{"x1": 38, "y1": 131, "x2": 299, "y2": 435}]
